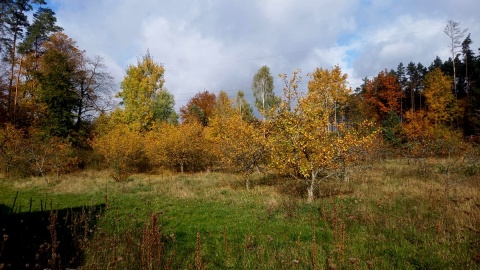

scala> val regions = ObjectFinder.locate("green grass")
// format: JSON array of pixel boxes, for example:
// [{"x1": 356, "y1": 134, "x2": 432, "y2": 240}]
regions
[{"x1": 0, "y1": 159, "x2": 479, "y2": 269}]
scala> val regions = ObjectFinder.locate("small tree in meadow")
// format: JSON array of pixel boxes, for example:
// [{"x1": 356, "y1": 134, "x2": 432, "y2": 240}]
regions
[{"x1": 269, "y1": 68, "x2": 378, "y2": 202}]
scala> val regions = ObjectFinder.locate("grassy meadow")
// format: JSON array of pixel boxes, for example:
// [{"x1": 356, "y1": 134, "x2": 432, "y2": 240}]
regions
[{"x1": 0, "y1": 158, "x2": 479, "y2": 269}]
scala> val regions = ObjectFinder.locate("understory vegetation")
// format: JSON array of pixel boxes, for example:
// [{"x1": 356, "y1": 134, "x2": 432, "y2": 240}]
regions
[
  {"x1": 1, "y1": 157, "x2": 479, "y2": 269},
  {"x1": 2, "y1": 2, "x2": 480, "y2": 268}
]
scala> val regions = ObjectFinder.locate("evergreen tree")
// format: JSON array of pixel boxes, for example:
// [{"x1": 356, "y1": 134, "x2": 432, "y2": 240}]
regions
[
  {"x1": 37, "y1": 48, "x2": 78, "y2": 138},
  {"x1": 2, "y1": 0, "x2": 46, "y2": 120},
  {"x1": 18, "y1": 7, "x2": 62, "y2": 56}
]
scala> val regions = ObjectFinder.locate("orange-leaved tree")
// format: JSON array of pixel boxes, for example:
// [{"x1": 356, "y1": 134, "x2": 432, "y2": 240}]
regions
[
  {"x1": 179, "y1": 91, "x2": 216, "y2": 126},
  {"x1": 363, "y1": 70, "x2": 404, "y2": 122},
  {"x1": 308, "y1": 65, "x2": 351, "y2": 128},
  {"x1": 423, "y1": 68, "x2": 458, "y2": 126},
  {"x1": 92, "y1": 124, "x2": 146, "y2": 181},
  {"x1": 145, "y1": 122, "x2": 212, "y2": 173},
  {"x1": 28, "y1": 132, "x2": 79, "y2": 183},
  {"x1": 269, "y1": 68, "x2": 378, "y2": 202},
  {"x1": 206, "y1": 91, "x2": 266, "y2": 189},
  {"x1": 0, "y1": 124, "x2": 27, "y2": 177},
  {"x1": 402, "y1": 68, "x2": 462, "y2": 157}
]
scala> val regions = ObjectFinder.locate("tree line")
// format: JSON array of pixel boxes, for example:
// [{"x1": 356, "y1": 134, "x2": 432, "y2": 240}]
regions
[{"x1": 1, "y1": 1, "x2": 478, "y2": 200}]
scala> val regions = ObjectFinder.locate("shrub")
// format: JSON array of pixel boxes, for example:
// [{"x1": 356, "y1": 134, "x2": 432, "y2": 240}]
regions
[{"x1": 92, "y1": 124, "x2": 147, "y2": 181}]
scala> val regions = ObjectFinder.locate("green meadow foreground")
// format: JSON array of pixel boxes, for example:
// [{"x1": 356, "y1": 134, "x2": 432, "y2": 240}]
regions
[{"x1": 1, "y1": 159, "x2": 479, "y2": 269}]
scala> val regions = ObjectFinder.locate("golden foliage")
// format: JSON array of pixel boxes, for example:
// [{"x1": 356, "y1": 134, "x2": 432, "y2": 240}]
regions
[
  {"x1": 145, "y1": 122, "x2": 212, "y2": 173},
  {"x1": 92, "y1": 124, "x2": 146, "y2": 181},
  {"x1": 28, "y1": 133, "x2": 79, "y2": 183},
  {"x1": 0, "y1": 125, "x2": 78, "y2": 180},
  {"x1": 363, "y1": 70, "x2": 404, "y2": 121},
  {"x1": 402, "y1": 69, "x2": 463, "y2": 157},
  {"x1": 117, "y1": 52, "x2": 166, "y2": 131},
  {"x1": 423, "y1": 68, "x2": 458, "y2": 125},
  {"x1": 0, "y1": 124, "x2": 27, "y2": 177},
  {"x1": 206, "y1": 94, "x2": 267, "y2": 176},
  {"x1": 270, "y1": 68, "x2": 379, "y2": 202},
  {"x1": 403, "y1": 109, "x2": 464, "y2": 158}
]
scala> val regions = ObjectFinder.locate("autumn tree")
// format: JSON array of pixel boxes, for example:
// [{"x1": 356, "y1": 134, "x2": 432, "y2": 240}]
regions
[
  {"x1": 0, "y1": 123, "x2": 26, "y2": 177},
  {"x1": 269, "y1": 68, "x2": 378, "y2": 202},
  {"x1": 2, "y1": 0, "x2": 46, "y2": 121},
  {"x1": 36, "y1": 33, "x2": 81, "y2": 138},
  {"x1": 423, "y1": 68, "x2": 458, "y2": 126},
  {"x1": 308, "y1": 65, "x2": 351, "y2": 128},
  {"x1": 0, "y1": 124, "x2": 78, "y2": 180},
  {"x1": 179, "y1": 90, "x2": 216, "y2": 126},
  {"x1": 207, "y1": 91, "x2": 266, "y2": 189},
  {"x1": 252, "y1": 65, "x2": 279, "y2": 117},
  {"x1": 234, "y1": 90, "x2": 255, "y2": 122},
  {"x1": 28, "y1": 131, "x2": 79, "y2": 183},
  {"x1": 145, "y1": 122, "x2": 212, "y2": 173},
  {"x1": 92, "y1": 124, "x2": 146, "y2": 181},
  {"x1": 117, "y1": 52, "x2": 167, "y2": 131},
  {"x1": 152, "y1": 88, "x2": 178, "y2": 124},
  {"x1": 363, "y1": 69, "x2": 404, "y2": 122},
  {"x1": 402, "y1": 68, "x2": 462, "y2": 157}
]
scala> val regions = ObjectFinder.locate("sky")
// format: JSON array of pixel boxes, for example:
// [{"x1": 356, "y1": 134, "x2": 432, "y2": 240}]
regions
[{"x1": 46, "y1": 0, "x2": 480, "y2": 111}]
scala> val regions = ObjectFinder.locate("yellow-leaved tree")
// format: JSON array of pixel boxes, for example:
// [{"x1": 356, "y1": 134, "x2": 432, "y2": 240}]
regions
[
  {"x1": 206, "y1": 91, "x2": 266, "y2": 189},
  {"x1": 0, "y1": 124, "x2": 27, "y2": 177},
  {"x1": 116, "y1": 52, "x2": 177, "y2": 131},
  {"x1": 145, "y1": 122, "x2": 212, "y2": 173},
  {"x1": 92, "y1": 124, "x2": 146, "y2": 181},
  {"x1": 269, "y1": 68, "x2": 378, "y2": 202},
  {"x1": 423, "y1": 68, "x2": 458, "y2": 126},
  {"x1": 402, "y1": 68, "x2": 462, "y2": 157}
]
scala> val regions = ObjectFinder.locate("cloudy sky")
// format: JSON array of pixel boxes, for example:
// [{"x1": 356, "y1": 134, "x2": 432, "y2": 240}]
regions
[{"x1": 47, "y1": 0, "x2": 480, "y2": 110}]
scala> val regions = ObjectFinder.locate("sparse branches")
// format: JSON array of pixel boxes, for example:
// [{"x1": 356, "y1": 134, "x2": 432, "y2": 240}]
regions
[
  {"x1": 75, "y1": 55, "x2": 115, "y2": 126},
  {"x1": 444, "y1": 20, "x2": 468, "y2": 97}
]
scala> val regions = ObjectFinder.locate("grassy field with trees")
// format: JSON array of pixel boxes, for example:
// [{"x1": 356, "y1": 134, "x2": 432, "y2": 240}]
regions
[
  {"x1": 1, "y1": 1, "x2": 480, "y2": 269},
  {"x1": 1, "y1": 156, "x2": 479, "y2": 269}
]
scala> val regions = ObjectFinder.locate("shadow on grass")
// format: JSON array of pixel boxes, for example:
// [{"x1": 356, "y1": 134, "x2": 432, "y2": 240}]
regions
[{"x1": 0, "y1": 196, "x2": 104, "y2": 269}]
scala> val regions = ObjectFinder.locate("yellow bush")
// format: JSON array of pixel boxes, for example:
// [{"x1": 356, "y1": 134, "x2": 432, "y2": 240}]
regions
[
  {"x1": 92, "y1": 124, "x2": 146, "y2": 181},
  {"x1": 145, "y1": 122, "x2": 212, "y2": 173}
]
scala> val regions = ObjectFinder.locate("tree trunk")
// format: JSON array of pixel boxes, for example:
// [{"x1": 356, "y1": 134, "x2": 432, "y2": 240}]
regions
[
  {"x1": 7, "y1": 28, "x2": 19, "y2": 120},
  {"x1": 307, "y1": 184, "x2": 314, "y2": 203},
  {"x1": 307, "y1": 171, "x2": 317, "y2": 203},
  {"x1": 13, "y1": 56, "x2": 23, "y2": 124},
  {"x1": 453, "y1": 58, "x2": 457, "y2": 98}
]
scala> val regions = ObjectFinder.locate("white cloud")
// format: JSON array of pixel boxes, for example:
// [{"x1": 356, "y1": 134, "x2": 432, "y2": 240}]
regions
[{"x1": 47, "y1": 0, "x2": 480, "y2": 110}]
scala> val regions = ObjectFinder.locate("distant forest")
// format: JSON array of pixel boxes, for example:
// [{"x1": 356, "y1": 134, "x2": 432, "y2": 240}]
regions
[{"x1": 1, "y1": 1, "x2": 479, "y2": 187}]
